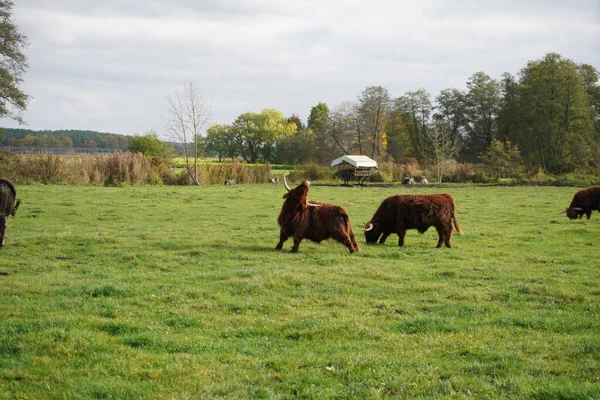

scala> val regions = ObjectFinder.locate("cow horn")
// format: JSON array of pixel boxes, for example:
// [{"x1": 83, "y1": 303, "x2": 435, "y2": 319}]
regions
[
  {"x1": 363, "y1": 222, "x2": 374, "y2": 232},
  {"x1": 283, "y1": 175, "x2": 291, "y2": 191},
  {"x1": 558, "y1": 210, "x2": 566, "y2": 215},
  {"x1": 573, "y1": 207, "x2": 583, "y2": 211},
  {"x1": 307, "y1": 201, "x2": 320, "y2": 207}
]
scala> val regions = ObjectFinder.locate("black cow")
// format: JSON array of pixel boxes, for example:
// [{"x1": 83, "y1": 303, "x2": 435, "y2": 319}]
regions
[{"x1": 0, "y1": 179, "x2": 21, "y2": 248}]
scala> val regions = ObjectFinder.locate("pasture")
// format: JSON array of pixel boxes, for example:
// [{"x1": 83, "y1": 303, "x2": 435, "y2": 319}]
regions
[{"x1": 0, "y1": 184, "x2": 599, "y2": 399}]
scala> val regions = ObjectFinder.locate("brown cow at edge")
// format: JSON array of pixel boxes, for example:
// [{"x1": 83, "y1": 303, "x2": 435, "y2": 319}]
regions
[
  {"x1": 561, "y1": 186, "x2": 600, "y2": 220},
  {"x1": 0, "y1": 179, "x2": 21, "y2": 248},
  {"x1": 363, "y1": 194, "x2": 463, "y2": 248},
  {"x1": 275, "y1": 177, "x2": 359, "y2": 253}
]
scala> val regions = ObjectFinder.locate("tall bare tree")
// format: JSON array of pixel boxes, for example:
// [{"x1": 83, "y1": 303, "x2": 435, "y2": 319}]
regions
[
  {"x1": 165, "y1": 82, "x2": 212, "y2": 185},
  {"x1": 422, "y1": 120, "x2": 461, "y2": 183}
]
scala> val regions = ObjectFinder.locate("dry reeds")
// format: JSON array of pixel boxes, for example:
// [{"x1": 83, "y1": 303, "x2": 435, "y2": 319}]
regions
[
  {"x1": 0, "y1": 152, "x2": 155, "y2": 186},
  {"x1": 0, "y1": 152, "x2": 272, "y2": 186}
]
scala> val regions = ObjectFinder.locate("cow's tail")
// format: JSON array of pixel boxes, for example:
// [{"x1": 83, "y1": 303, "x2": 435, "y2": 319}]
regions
[
  {"x1": 451, "y1": 197, "x2": 463, "y2": 236},
  {"x1": 11, "y1": 199, "x2": 21, "y2": 217}
]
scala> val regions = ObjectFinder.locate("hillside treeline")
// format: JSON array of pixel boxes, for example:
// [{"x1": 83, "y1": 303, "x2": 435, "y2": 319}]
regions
[
  {"x1": 204, "y1": 53, "x2": 600, "y2": 174},
  {"x1": 0, "y1": 129, "x2": 131, "y2": 149}
]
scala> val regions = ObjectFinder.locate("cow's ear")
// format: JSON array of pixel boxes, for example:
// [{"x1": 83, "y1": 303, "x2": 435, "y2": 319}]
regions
[{"x1": 283, "y1": 193, "x2": 289, "y2": 198}]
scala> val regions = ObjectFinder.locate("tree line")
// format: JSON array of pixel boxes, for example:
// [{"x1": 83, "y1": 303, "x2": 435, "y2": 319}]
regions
[
  {"x1": 0, "y1": 128, "x2": 131, "y2": 149},
  {"x1": 203, "y1": 52, "x2": 599, "y2": 175}
]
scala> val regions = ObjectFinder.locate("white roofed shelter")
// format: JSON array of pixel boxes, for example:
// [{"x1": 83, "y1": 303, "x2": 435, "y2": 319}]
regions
[{"x1": 330, "y1": 155, "x2": 378, "y2": 185}]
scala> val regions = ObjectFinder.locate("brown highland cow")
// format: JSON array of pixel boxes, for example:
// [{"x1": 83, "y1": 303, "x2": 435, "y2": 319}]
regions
[
  {"x1": 561, "y1": 186, "x2": 600, "y2": 220},
  {"x1": 364, "y1": 193, "x2": 463, "y2": 248},
  {"x1": 275, "y1": 177, "x2": 359, "y2": 253}
]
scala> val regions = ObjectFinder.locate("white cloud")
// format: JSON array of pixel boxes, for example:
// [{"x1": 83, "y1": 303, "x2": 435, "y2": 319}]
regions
[{"x1": 2, "y1": 0, "x2": 599, "y2": 134}]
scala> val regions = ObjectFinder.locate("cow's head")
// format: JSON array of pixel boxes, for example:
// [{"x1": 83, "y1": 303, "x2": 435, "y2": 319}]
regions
[
  {"x1": 562, "y1": 207, "x2": 583, "y2": 219},
  {"x1": 363, "y1": 221, "x2": 381, "y2": 243},
  {"x1": 282, "y1": 176, "x2": 321, "y2": 208}
]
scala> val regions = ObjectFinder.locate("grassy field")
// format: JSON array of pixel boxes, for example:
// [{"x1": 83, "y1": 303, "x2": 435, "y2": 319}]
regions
[{"x1": 0, "y1": 183, "x2": 599, "y2": 399}]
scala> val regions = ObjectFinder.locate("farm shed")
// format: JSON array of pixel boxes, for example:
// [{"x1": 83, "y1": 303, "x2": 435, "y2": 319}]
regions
[{"x1": 330, "y1": 155, "x2": 378, "y2": 185}]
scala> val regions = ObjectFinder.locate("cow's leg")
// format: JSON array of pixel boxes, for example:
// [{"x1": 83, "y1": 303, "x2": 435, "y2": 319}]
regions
[
  {"x1": 397, "y1": 230, "x2": 406, "y2": 247},
  {"x1": 0, "y1": 217, "x2": 6, "y2": 248},
  {"x1": 348, "y1": 229, "x2": 360, "y2": 253},
  {"x1": 586, "y1": 210, "x2": 592, "y2": 219},
  {"x1": 275, "y1": 231, "x2": 288, "y2": 250},
  {"x1": 444, "y1": 227, "x2": 454, "y2": 248},
  {"x1": 435, "y1": 227, "x2": 444, "y2": 248},
  {"x1": 291, "y1": 235, "x2": 303, "y2": 253},
  {"x1": 379, "y1": 232, "x2": 390, "y2": 244},
  {"x1": 331, "y1": 229, "x2": 356, "y2": 253}
]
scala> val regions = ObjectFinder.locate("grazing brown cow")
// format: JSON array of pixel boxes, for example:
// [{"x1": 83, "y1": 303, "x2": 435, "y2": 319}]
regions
[
  {"x1": 364, "y1": 194, "x2": 463, "y2": 248},
  {"x1": 561, "y1": 186, "x2": 600, "y2": 220},
  {"x1": 275, "y1": 177, "x2": 359, "y2": 253},
  {"x1": 0, "y1": 179, "x2": 21, "y2": 248}
]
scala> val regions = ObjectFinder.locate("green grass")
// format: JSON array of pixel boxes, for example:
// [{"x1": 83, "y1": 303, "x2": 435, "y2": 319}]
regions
[{"x1": 1, "y1": 184, "x2": 599, "y2": 399}]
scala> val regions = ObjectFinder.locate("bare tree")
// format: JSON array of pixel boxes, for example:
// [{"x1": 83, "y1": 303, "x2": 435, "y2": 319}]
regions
[
  {"x1": 422, "y1": 120, "x2": 461, "y2": 183},
  {"x1": 165, "y1": 82, "x2": 212, "y2": 185}
]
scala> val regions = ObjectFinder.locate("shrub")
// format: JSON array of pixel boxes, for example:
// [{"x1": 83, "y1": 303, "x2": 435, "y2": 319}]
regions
[
  {"x1": 432, "y1": 161, "x2": 487, "y2": 183},
  {"x1": 288, "y1": 163, "x2": 334, "y2": 182},
  {"x1": 480, "y1": 139, "x2": 524, "y2": 179}
]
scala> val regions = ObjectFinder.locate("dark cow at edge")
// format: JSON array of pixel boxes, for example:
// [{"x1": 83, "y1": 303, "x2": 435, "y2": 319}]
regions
[
  {"x1": 276, "y1": 177, "x2": 359, "y2": 253},
  {"x1": 0, "y1": 179, "x2": 21, "y2": 248},
  {"x1": 561, "y1": 186, "x2": 600, "y2": 219},
  {"x1": 364, "y1": 194, "x2": 463, "y2": 248}
]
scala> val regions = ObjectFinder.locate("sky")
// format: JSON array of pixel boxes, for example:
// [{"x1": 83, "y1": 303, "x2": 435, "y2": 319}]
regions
[{"x1": 2, "y1": 0, "x2": 599, "y2": 137}]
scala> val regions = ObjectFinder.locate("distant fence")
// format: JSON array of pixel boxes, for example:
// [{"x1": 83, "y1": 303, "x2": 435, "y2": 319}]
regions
[{"x1": 0, "y1": 146, "x2": 125, "y2": 155}]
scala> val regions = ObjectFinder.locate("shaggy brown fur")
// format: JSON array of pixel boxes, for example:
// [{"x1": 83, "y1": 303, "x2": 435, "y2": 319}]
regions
[
  {"x1": 276, "y1": 181, "x2": 359, "y2": 253},
  {"x1": 364, "y1": 193, "x2": 463, "y2": 248},
  {"x1": 0, "y1": 179, "x2": 21, "y2": 248},
  {"x1": 564, "y1": 186, "x2": 600, "y2": 220}
]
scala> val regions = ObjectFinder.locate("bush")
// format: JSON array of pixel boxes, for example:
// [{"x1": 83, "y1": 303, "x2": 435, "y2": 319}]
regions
[
  {"x1": 377, "y1": 161, "x2": 422, "y2": 182},
  {"x1": 430, "y1": 161, "x2": 487, "y2": 183},
  {"x1": 480, "y1": 139, "x2": 524, "y2": 179},
  {"x1": 367, "y1": 171, "x2": 386, "y2": 182},
  {"x1": 288, "y1": 163, "x2": 334, "y2": 182}
]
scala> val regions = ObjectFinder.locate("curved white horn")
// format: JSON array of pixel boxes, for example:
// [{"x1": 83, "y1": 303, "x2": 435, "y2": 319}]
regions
[
  {"x1": 307, "y1": 201, "x2": 321, "y2": 207},
  {"x1": 283, "y1": 175, "x2": 291, "y2": 191},
  {"x1": 363, "y1": 222, "x2": 374, "y2": 232},
  {"x1": 558, "y1": 210, "x2": 567, "y2": 215}
]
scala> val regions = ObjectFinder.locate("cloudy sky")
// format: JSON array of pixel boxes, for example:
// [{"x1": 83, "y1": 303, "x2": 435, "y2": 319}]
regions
[{"x1": 2, "y1": 0, "x2": 599, "y2": 136}]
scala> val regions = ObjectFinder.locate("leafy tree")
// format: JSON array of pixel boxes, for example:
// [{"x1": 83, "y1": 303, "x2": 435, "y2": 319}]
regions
[
  {"x1": 231, "y1": 109, "x2": 296, "y2": 163},
  {"x1": 434, "y1": 88, "x2": 466, "y2": 151},
  {"x1": 128, "y1": 130, "x2": 173, "y2": 164},
  {"x1": 394, "y1": 89, "x2": 432, "y2": 158},
  {"x1": 496, "y1": 72, "x2": 520, "y2": 144},
  {"x1": 577, "y1": 63, "x2": 600, "y2": 144},
  {"x1": 307, "y1": 102, "x2": 334, "y2": 163},
  {"x1": 165, "y1": 82, "x2": 211, "y2": 185},
  {"x1": 275, "y1": 128, "x2": 315, "y2": 164},
  {"x1": 287, "y1": 114, "x2": 305, "y2": 131},
  {"x1": 462, "y1": 72, "x2": 501, "y2": 160},
  {"x1": 204, "y1": 124, "x2": 237, "y2": 162},
  {"x1": 0, "y1": 0, "x2": 28, "y2": 124},
  {"x1": 480, "y1": 139, "x2": 523, "y2": 179},
  {"x1": 358, "y1": 86, "x2": 392, "y2": 159},
  {"x1": 384, "y1": 111, "x2": 413, "y2": 162},
  {"x1": 516, "y1": 53, "x2": 595, "y2": 173}
]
